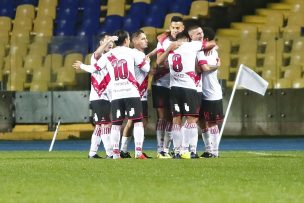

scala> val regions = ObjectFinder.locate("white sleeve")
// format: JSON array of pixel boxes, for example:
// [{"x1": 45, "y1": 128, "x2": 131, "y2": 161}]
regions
[
  {"x1": 197, "y1": 51, "x2": 208, "y2": 66},
  {"x1": 134, "y1": 50, "x2": 150, "y2": 73},
  {"x1": 80, "y1": 64, "x2": 95, "y2": 73},
  {"x1": 191, "y1": 41, "x2": 205, "y2": 52}
]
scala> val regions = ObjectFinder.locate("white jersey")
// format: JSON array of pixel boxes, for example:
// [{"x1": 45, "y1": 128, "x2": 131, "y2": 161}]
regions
[
  {"x1": 80, "y1": 53, "x2": 110, "y2": 101},
  {"x1": 197, "y1": 47, "x2": 222, "y2": 100},
  {"x1": 168, "y1": 41, "x2": 204, "y2": 91},
  {"x1": 133, "y1": 48, "x2": 149, "y2": 101},
  {"x1": 97, "y1": 46, "x2": 150, "y2": 101},
  {"x1": 153, "y1": 37, "x2": 171, "y2": 88}
]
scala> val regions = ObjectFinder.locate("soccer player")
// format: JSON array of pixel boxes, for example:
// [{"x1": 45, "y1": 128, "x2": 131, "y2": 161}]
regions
[
  {"x1": 167, "y1": 31, "x2": 209, "y2": 159},
  {"x1": 197, "y1": 27, "x2": 224, "y2": 158},
  {"x1": 153, "y1": 16, "x2": 185, "y2": 158},
  {"x1": 120, "y1": 30, "x2": 152, "y2": 159},
  {"x1": 72, "y1": 34, "x2": 117, "y2": 159},
  {"x1": 97, "y1": 30, "x2": 150, "y2": 159}
]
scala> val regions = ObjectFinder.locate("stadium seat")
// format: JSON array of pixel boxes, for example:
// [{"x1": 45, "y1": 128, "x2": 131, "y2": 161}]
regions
[
  {"x1": 217, "y1": 53, "x2": 230, "y2": 80},
  {"x1": 10, "y1": 29, "x2": 31, "y2": 44},
  {"x1": 262, "y1": 68, "x2": 279, "y2": 82},
  {"x1": 28, "y1": 41, "x2": 48, "y2": 56},
  {"x1": 8, "y1": 43, "x2": 28, "y2": 57},
  {"x1": 287, "y1": 13, "x2": 304, "y2": 26},
  {"x1": 273, "y1": 78, "x2": 292, "y2": 89},
  {"x1": 52, "y1": 68, "x2": 76, "y2": 88},
  {"x1": 0, "y1": 16, "x2": 12, "y2": 31},
  {"x1": 33, "y1": 16, "x2": 53, "y2": 37},
  {"x1": 282, "y1": 65, "x2": 302, "y2": 79},
  {"x1": 141, "y1": 26, "x2": 157, "y2": 45},
  {"x1": 289, "y1": 52, "x2": 304, "y2": 66},
  {"x1": 63, "y1": 53, "x2": 83, "y2": 69},
  {"x1": 13, "y1": 17, "x2": 33, "y2": 32},
  {"x1": 184, "y1": 0, "x2": 209, "y2": 19},
  {"x1": 58, "y1": 0, "x2": 79, "y2": 9},
  {"x1": 99, "y1": 15, "x2": 124, "y2": 34},
  {"x1": 123, "y1": 16, "x2": 141, "y2": 34},
  {"x1": 259, "y1": 25, "x2": 280, "y2": 41},
  {"x1": 44, "y1": 54, "x2": 63, "y2": 71},
  {"x1": 292, "y1": 78, "x2": 304, "y2": 88},
  {"x1": 291, "y1": 37, "x2": 304, "y2": 53},
  {"x1": 217, "y1": 38, "x2": 231, "y2": 54},
  {"x1": 31, "y1": 68, "x2": 51, "y2": 82},
  {"x1": 29, "y1": 80, "x2": 49, "y2": 91},
  {"x1": 282, "y1": 26, "x2": 301, "y2": 41},
  {"x1": 23, "y1": 54, "x2": 43, "y2": 74},
  {"x1": 106, "y1": 0, "x2": 126, "y2": 17},
  {"x1": 291, "y1": 0, "x2": 304, "y2": 13},
  {"x1": 144, "y1": 13, "x2": 165, "y2": 28},
  {"x1": 169, "y1": 0, "x2": 191, "y2": 15},
  {"x1": 6, "y1": 69, "x2": 27, "y2": 91},
  {"x1": 84, "y1": 53, "x2": 93, "y2": 65},
  {"x1": 3, "y1": 55, "x2": 24, "y2": 75},
  {"x1": 15, "y1": 4, "x2": 36, "y2": 20},
  {"x1": 16, "y1": 0, "x2": 38, "y2": 7},
  {"x1": 0, "y1": 30, "x2": 10, "y2": 45},
  {"x1": 36, "y1": 4, "x2": 56, "y2": 19},
  {"x1": 0, "y1": 0, "x2": 15, "y2": 18},
  {"x1": 133, "y1": 0, "x2": 151, "y2": 3},
  {"x1": 38, "y1": 0, "x2": 58, "y2": 8}
]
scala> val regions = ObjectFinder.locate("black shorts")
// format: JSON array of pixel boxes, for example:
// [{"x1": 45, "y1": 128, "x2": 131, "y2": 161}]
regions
[
  {"x1": 199, "y1": 99, "x2": 224, "y2": 124},
  {"x1": 141, "y1": 101, "x2": 148, "y2": 118},
  {"x1": 111, "y1": 97, "x2": 143, "y2": 123},
  {"x1": 170, "y1": 86, "x2": 200, "y2": 117},
  {"x1": 91, "y1": 99, "x2": 111, "y2": 124},
  {"x1": 151, "y1": 85, "x2": 171, "y2": 108}
]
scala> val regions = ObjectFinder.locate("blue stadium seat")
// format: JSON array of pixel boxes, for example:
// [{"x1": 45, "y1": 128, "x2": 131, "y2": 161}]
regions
[
  {"x1": 123, "y1": 16, "x2": 141, "y2": 34},
  {"x1": 15, "y1": 0, "x2": 38, "y2": 6},
  {"x1": 169, "y1": 0, "x2": 191, "y2": 15},
  {"x1": 144, "y1": 14, "x2": 165, "y2": 28},
  {"x1": 58, "y1": 0, "x2": 79, "y2": 9},
  {"x1": 0, "y1": 0, "x2": 15, "y2": 18},
  {"x1": 79, "y1": 0, "x2": 102, "y2": 9},
  {"x1": 56, "y1": 7, "x2": 78, "y2": 22},
  {"x1": 98, "y1": 15, "x2": 123, "y2": 34},
  {"x1": 128, "y1": 2, "x2": 149, "y2": 17},
  {"x1": 54, "y1": 20, "x2": 77, "y2": 36}
]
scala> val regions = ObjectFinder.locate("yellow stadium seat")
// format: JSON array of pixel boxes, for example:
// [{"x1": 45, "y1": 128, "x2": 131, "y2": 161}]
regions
[
  {"x1": 262, "y1": 68, "x2": 280, "y2": 82},
  {"x1": 64, "y1": 53, "x2": 83, "y2": 68},
  {"x1": 0, "y1": 30, "x2": 9, "y2": 45},
  {"x1": 287, "y1": 13, "x2": 304, "y2": 26},
  {"x1": 184, "y1": 1, "x2": 209, "y2": 19},
  {"x1": 84, "y1": 53, "x2": 93, "y2": 65},
  {"x1": 38, "y1": 0, "x2": 58, "y2": 7},
  {"x1": 15, "y1": 4, "x2": 36, "y2": 20},
  {"x1": 33, "y1": 17, "x2": 53, "y2": 37},
  {"x1": 217, "y1": 53, "x2": 230, "y2": 80},
  {"x1": 282, "y1": 65, "x2": 302, "y2": 79},
  {"x1": 28, "y1": 41, "x2": 48, "y2": 56},
  {"x1": 291, "y1": 37, "x2": 304, "y2": 52},
  {"x1": 13, "y1": 17, "x2": 33, "y2": 32},
  {"x1": 29, "y1": 80, "x2": 49, "y2": 91},
  {"x1": 238, "y1": 39, "x2": 258, "y2": 54},
  {"x1": 36, "y1": 4, "x2": 56, "y2": 19},
  {"x1": 31, "y1": 68, "x2": 51, "y2": 82},
  {"x1": 8, "y1": 43, "x2": 28, "y2": 57},
  {"x1": 0, "y1": 43, "x2": 5, "y2": 58},
  {"x1": 51, "y1": 68, "x2": 76, "y2": 88},
  {"x1": 289, "y1": 52, "x2": 304, "y2": 66},
  {"x1": 3, "y1": 55, "x2": 24, "y2": 74},
  {"x1": 292, "y1": 78, "x2": 304, "y2": 88},
  {"x1": 6, "y1": 69, "x2": 27, "y2": 91},
  {"x1": 216, "y1": 37, "x2": 231, "y2": 54},
  {"x1": 141, "y1": 26, "x2": 157, "y2": 44},
  {"x1": 290, "y1": 0, "x2": 304, "y2": 13},
  {"x1": 44, "y1": 53, "x2": 63, "y2": 71},
  {"x1": 0, "y1": 16, "x2": 12, "y2": 32},
  {"x1": 274, "y1": 78, "x2": 292, "y2": 89},
  {"x1": 259, "y1": 25, "x2": 280, "y2": 41},
  {"x1": 11, "y1": 29, "x2": 31, "y2": 44},
  {"x1": 282, "y1": 26, "x2": 301, "y2": 40},
  {"x1": 23, "y1": 54, "x2": 43, "y2": 74},
  {"x1": 267, "y1": 3, "x2": 291, "y2": 10},
  {"x1": 231, "y1": 53, "x2": 257, "y2": 73},
  {"x1": 106, "y1": 0, "x2": 126, "y2": 16}
]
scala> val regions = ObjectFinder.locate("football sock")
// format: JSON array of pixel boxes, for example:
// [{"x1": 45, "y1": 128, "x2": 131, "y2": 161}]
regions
[
  {"x1": 171, "y1": 124, "x2": 182, "y2": 154},
  {"x1": 163, "y1": 121, "x2": 173, "y2": 153},
  {"x1": 209, "y1": 125, "x2": 220, "y2": 156},
  {"x1": 89, "y1": 125, "x2": 102, "y2": 157},
  {"x1": 156, "y1": 119, "x2": 166, "y2": 153},
  {"x1": 133, "y1": 122, "x2": 144, "y2": 157},
  {"x1": 202, "y1": 128, "x2": 212, "y2": 153},
  {"x1": 120, "y1": 136, "x2": 131, "y2": 153},
  {"x1": 100, "y1": 125, "x2": 113, "y2": 157},
  {"x1": 182, "y1": 121, "x2": 198, "y2": 154},
  {"x1": 111, "y1": 125, "x2": 121, "y2": 158}
]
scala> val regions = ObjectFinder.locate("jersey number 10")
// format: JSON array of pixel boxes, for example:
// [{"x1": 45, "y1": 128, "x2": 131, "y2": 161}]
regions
[{"x1": 113, "y1": 59, "x2": 129, "y2": 80}]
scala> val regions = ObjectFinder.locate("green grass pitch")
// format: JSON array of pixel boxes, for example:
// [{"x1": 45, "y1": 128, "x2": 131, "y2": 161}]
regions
[{"x1": 0, "y1": 151, "x2": 303, "y2": 203}]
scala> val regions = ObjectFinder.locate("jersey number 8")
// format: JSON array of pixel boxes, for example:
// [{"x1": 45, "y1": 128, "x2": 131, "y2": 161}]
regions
[{"x1": 172, "y1": 54, "x2": 183, "y2": 72}]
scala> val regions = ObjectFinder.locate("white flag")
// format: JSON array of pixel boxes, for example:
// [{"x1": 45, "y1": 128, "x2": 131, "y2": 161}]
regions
[{"x1": 237, "y1": 64, "x2": 269, "y2": 96}]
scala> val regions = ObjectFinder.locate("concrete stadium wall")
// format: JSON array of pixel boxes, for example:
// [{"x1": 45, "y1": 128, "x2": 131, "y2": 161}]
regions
[{"x1": 0, "y1": 90, "x2": 303, "y2": 136}]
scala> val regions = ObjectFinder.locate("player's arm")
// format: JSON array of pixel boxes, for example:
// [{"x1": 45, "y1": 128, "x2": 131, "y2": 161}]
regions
[
  {"x1": 156, "y1": 41, "x2": 181, "y2": 65},
  {"x1": 203, "y1": 40, "x2": 216, "y2": 51},
  {"x1": 72, "y1": 61, "x2": 96, "y2": 73},
  {"x1": 147, "y1": 48, "x2": 157, "y2": 58},
  {"x1": 135, "y1": 54, "x2": 151, "y2": 73},
  {"x1": 94, "y1": 36, "x2": 118, "y2": 59}
]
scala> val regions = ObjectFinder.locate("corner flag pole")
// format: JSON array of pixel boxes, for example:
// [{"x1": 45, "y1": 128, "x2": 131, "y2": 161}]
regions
[
  {"x1": 49, "y1": 120, "x2": 61, "y2": 152},
  {"x1": 219, "y1": 65, "x2": 243, "y2": 141}
]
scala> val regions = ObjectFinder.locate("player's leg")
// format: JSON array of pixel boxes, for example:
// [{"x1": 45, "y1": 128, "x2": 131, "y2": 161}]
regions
[
  {"x1": 126, "y1": 97, "x2": 146, "y2": 159},
  {"x1": 110, "y1": 99, "x2": 125, "y2": 159},
  {"x1": 120, "y1": 119, "x2": 133, "y2": 158},
  {"x1": 88, "y1": 124, "x2": 102, "y2": 158}
]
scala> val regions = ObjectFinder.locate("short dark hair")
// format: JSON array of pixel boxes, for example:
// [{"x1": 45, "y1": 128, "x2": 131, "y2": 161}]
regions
[
  {"x1": 202, "y1": 27, "x2": 215, "y2": 41},
  {"x1": 171, "y1": 16, "x2": 183, "y2": 23},
  {"x1": 187, "y1": 25, "x2": 201, "y2": 33},
  {"x1": 131, "y1": 29, "x2": 144, "y2": 41},
  {"x1": 176, "y1": 30, "x2": 190, "y2": 41},
  {"x1": 98, "y1": 32, "x2": 110, "y2": 41},
  {"x1": 113, "y1": 30, "x2": 129, "y2": 46}
]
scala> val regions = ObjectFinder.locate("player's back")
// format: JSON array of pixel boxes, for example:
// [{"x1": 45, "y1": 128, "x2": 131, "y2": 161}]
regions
[{"x1": 105, "y1": 46, "x2": 141, "y2": 100}]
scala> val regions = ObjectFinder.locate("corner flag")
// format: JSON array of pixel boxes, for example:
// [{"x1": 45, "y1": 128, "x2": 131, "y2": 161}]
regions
[
  {"x1": 237, "y1": 64, "x2": 269, "y2": 96},
  {"x1": 219, "y1": 64, "x2": 269, "y2": 141}
]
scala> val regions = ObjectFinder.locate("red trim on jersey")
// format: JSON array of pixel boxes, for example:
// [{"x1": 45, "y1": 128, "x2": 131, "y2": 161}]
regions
[
  {"x1": 91, "y1": 73, "x2": 111, "y2": 97},
  {"x1": 185, "y1": 71, "x2": 201, "y2": 87},
  {"x1": 157, "y1": 48, "x2": 165, "y2": 54},
  {"x1": 94, "y1": 63, "x2": 101, "y2": 71},
  {"x1": 138, "y1": 75, "x2": 149, "y2": 98},
  {"x1": 137, "y1": 60, "x2": 146, "y2": 69},
  {"x1": 153, "y1": 68, "x2": 170, "y2": 81},
  {"x1": 198, "y1": 60, "x2": 208, "y2": 65},
  {"x1": 202, "y1": 40, "x2": 207, "y2": 50}
]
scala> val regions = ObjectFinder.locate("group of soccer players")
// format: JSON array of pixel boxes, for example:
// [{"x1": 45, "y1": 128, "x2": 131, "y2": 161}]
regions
[{"x1": 72, "y1": 16, "x2": 224, "y2": 159}]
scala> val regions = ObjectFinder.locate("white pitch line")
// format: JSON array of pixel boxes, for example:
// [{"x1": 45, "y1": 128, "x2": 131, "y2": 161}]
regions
[{"x1": 247, "y1": 151, "x2": 299, "y2": 157}]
